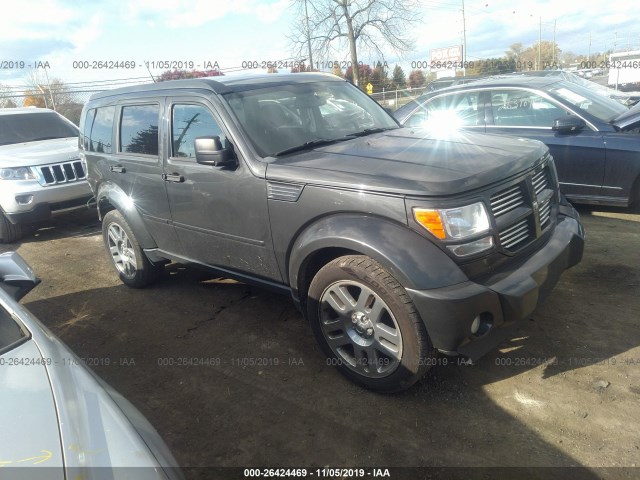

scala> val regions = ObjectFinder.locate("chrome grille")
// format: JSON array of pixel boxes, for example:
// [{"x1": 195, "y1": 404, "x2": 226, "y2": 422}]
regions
[
  {"x1": 490, "y1": 184, "x2": 524, "y2": 217},
  {"x1": 539, "y1": 200, "x2": 551, "y2": 228},
  {"x1": 38, "y1": 161, "x2": 86, "y2": 186},
  {"x1": 499, "y1": 219, "x2": 531, "y2": 250},
  {"x1": 532, "y1": 168, "x2": 549, "y2": 197},
  {"x1": 489, "y1": 160, "x2": 557, "y2": 253}
]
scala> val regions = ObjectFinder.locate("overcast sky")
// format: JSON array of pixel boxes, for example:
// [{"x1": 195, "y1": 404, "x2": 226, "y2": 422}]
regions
[{"x1": 0, "y1": 0, "x2": 637, "y2": 87}]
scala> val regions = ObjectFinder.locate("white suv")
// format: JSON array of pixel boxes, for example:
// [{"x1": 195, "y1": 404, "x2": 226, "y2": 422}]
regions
[{"x1": 0, "y1": 108, "x2": 92, "y2": 243}]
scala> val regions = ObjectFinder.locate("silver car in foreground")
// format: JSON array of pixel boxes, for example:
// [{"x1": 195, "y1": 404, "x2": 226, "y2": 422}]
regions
[{"x1": 0, "y1": 252, "x2": 183, "y2": 480}]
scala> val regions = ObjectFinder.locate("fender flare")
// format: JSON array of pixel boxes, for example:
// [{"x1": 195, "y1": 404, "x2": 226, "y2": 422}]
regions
[
  {"x1": 287, "y1": 214, "x2": 467, "y2": 299},
  {"x1": 97, "y1": 182, "x2": 157, "y2": 249}
]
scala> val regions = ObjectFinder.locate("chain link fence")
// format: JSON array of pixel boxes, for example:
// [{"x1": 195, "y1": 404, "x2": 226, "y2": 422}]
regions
[
  {"x1": 369, "y1": 86, "x2": 428, "y2": 111},
  {"x1": 0, "y1": 79, "x2": 427, "y2": 125}
]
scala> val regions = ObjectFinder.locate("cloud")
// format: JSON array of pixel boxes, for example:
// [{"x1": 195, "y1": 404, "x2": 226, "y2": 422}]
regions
[{"x1": 125, "y1": 0, "x2": 290, "y2": 27}]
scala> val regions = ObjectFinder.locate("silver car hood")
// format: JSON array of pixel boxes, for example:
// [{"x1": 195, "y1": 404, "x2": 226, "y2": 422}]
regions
[
  {"x1": 0, "y1": 339, "x2": 65, "y2": 479},
  {"x1": 0, "y1": 137, "x2": 79, "y2": 167},
  {"x1": 0, "y1": 288, "x2": 183, "y2": 480}
]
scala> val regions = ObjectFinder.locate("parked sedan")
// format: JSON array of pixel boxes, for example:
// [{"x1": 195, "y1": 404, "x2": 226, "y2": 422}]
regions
[
  {"x1": 394, "y1": 76, "x2": 640, "y2": 208},
  {"x1": 0, "y1": 252, "x2": 183, "y2": 480}
]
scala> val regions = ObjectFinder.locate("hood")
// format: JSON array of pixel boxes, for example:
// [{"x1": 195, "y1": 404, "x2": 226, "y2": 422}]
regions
[
  {"x1": 0, "y1": 339, "x2": 65, "y2": 478},
  {"x1": 0, "y1": 287, "x2": 183, "y2": 480},
  {"x1": 0, "y1": 137, "x2": 79, "y2": 167},
  {"x1": 612, "y1": 102, "x2": 640, "y2": 130},
  {"x1": 266, "y1": 128, "x2": 547, "y2": 196}
]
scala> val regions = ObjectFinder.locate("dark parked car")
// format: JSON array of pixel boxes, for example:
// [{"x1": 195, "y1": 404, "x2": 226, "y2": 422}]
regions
[
  {"x1": 80, "y1": 73, "x2": 584, "y2": 392},
  {"x1": 394, "y1": 76, "x2": 640, "y2": 208}
]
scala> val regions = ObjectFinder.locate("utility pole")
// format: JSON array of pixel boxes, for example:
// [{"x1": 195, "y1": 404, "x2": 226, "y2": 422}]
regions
[
  {"x1": 303, "y1": 0, "x2": 314, "y2": 71},
  {"x1": 588, "y1": 32, "x2": 592, "y2": 62},
  {"x1": 538, "y1": 16, "x2": 542, "y2": 70},
  {"x1": 462, "y1": 0, "x2": 467, "y2": 76},
  {"x1": 42, "y1": 67, "x2": 56, "y2": 111},
  {"x1": 552, "y1": 19, "x2": 556, "y2": 65}
]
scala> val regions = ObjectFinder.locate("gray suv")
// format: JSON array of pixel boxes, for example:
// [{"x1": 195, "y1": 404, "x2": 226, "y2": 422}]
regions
[
  {"x1": 80, "y1": 73, "x2": 584, "y2": 392},
  {"x1": 0, "y1": 108, "x2": 93, "y2": 243}
]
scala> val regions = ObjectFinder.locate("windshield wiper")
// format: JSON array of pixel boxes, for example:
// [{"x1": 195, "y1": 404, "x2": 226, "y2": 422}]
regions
[
  {"x1": 274, "y1": 138, "x2": 352, "y2": 157},
  {"x1": 347, "y1": 127, "x2": 397, "y2": 137}
]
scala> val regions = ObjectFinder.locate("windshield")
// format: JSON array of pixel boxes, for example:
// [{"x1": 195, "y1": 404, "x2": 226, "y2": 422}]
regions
[
  {"x1": 0, "y1": 111, "x2": 79, "y2": 147},
  {"x1": 548, "y1": 81, "x2": 628, "y2": 123},
  {"x1": 223, "y1": 80, "x2": 398, "y2": 157}
]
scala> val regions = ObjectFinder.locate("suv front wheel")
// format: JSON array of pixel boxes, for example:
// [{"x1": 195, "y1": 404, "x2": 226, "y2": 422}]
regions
[
  {"x1": 0, "y1": 213, "x2": 23, "y2": 244},
  {"x1": 102, "y1": 210, "x2": 162, "y2": 288},
  {"x1": 306, "y1": 255, "x2": 435, "y2": 392}
]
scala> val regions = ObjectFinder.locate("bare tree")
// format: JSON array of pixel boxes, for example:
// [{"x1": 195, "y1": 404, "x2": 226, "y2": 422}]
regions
[
  {"x1": 23, "y1": 71, "x2": 78, "y2": 110},
  {"x1": 289, "y1": 0, "x2": 422, "y2": 86},
  {"x1": 0, "y1": 84, "x2": 18, "y2": 108}
]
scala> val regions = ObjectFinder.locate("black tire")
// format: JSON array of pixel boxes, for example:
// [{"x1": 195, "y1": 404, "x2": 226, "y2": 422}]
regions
[
  {"x1": 102, "y1": 210, "x2": 161, "y2": 288},
  {"x1": 631, "y1": 181, "x2": 640, "y2": 213},
  {"x1": 0, "y1": 212, "x2": 23, "y2": 244},
  {"x1": 306, "y1": 255, "x2": 435, "y2": 393}
]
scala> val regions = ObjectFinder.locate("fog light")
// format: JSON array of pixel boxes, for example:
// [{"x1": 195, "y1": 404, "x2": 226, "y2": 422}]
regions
[
  {"x1": 447, "y1": 236, "x2": 493, "y2": 257},
  {"x1": 15, "y1": 194, "x2": 33, "y2": 205},
  {"x1": 471, "y1": 312, "x2": 493, "y2": 336}
]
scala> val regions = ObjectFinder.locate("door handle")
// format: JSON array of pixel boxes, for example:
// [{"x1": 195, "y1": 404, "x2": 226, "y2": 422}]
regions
[
  {"x1": 110, "y1": 165, "x2": 126, "y2": 173},
  {"x1": 162, "y1": 173, "x2": 185, "y2": 183}
]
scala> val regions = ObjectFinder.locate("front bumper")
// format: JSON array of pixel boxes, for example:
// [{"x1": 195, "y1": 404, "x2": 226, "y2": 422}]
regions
[
  {"x1": 0, "y1": 179, "x2": 93, "y2": 225},
  {"x1": 406, "y1": 204, "x2": 585, "y2": 361}
]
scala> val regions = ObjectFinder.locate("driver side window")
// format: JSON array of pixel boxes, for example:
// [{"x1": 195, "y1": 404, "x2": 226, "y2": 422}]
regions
[{"x1": 172, "y1": 104, "x2": 226, "y2": 159}]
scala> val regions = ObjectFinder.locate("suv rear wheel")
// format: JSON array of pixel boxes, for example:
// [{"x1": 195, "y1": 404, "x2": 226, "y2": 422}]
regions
[
  {"x1": 0, "y1": 213, "x2": 23, "y2": 244},
  {"x1": 102, "y1": 210, "x2": 161, "y2": 288},
  {"x1": 306, "y1": 255, "x2": 435, "y2": 392}
]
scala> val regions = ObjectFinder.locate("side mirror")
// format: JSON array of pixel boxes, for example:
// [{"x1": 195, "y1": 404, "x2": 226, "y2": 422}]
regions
[
  {"x1": 194, "y1": 136, "x2": 237, "y2": 167},
  {"x1": 552, "y1": 116, "x2": 586, "y2": 133},
  {"x1": 0, "y1": 252, "x2": 40, "y2": 301}
]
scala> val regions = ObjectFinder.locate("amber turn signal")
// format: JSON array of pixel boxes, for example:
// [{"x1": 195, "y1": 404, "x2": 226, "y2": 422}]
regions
[{"x1": 413, "y1": 209, "x2": 446, "y2": 239}]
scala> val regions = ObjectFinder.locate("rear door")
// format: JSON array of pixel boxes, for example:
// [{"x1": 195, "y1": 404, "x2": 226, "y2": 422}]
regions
[
  {"x1": 111, "y1": 100, "x2": 182, "y2": 253},
  {"x1": 401, "y1": 89, "x2": 487, "y2": 132},
  {"x1": 161, "y1": 96, "x2": 281, "y2": 281},
  {"x1": 485, "y1": 88, "x2": 607, "y2": 200}
]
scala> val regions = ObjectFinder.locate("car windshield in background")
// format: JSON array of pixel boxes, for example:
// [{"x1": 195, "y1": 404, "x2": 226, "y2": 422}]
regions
[
  {"x1": 549, "y1": 81, "x2": 628, "y2": 123},
  {"x1": 223, "y1": 81, "x2": 398, "y2": 157},
  {"x1": 0, "y1": 112, "x2": 79, "y2": 146}
]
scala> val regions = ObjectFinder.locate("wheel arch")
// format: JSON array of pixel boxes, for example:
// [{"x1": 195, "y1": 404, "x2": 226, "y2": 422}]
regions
[
  {"x1": 96, "y1": 182, "x2": 157, "y2": 249},
  {"x1": 288, "y1": 214, "x2": 467, "y2": 307}
]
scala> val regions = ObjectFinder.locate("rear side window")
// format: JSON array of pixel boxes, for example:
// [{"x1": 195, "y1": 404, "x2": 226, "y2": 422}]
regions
[
  {"x1": 404, "y1": 91, "x2": 480, "y2": 128},
  {"x1": 85, "y1": 106, "x2": 115, "y2": 153},
  {"x1": 119, "y1": 104, "x2": 159, "y2": 156}
]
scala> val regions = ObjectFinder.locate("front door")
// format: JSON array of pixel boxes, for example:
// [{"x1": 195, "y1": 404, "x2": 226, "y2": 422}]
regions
[
  {"x1": 162, "y1": 97, "x2": 281, "y2": 282},
  {"x1": 485, "y1": 88, "x2": 607, "y2": 200}
]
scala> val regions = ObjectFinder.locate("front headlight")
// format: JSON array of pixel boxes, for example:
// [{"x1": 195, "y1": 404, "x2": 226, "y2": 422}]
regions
[
  {"x1": 414, "y1": 202, "x2": 490, "y2": 240},
  {"x1": 413, "y1": 202, "x2": 493, "y2": 257},
  {"x1": 0, "y1": 167, "x2": 35, "y2": 181}
]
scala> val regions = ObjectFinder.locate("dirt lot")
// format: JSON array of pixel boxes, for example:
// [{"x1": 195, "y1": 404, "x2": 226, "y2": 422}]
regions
[{"x1": 2, "y1": 206, "x2": 639, "y2": 478}]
